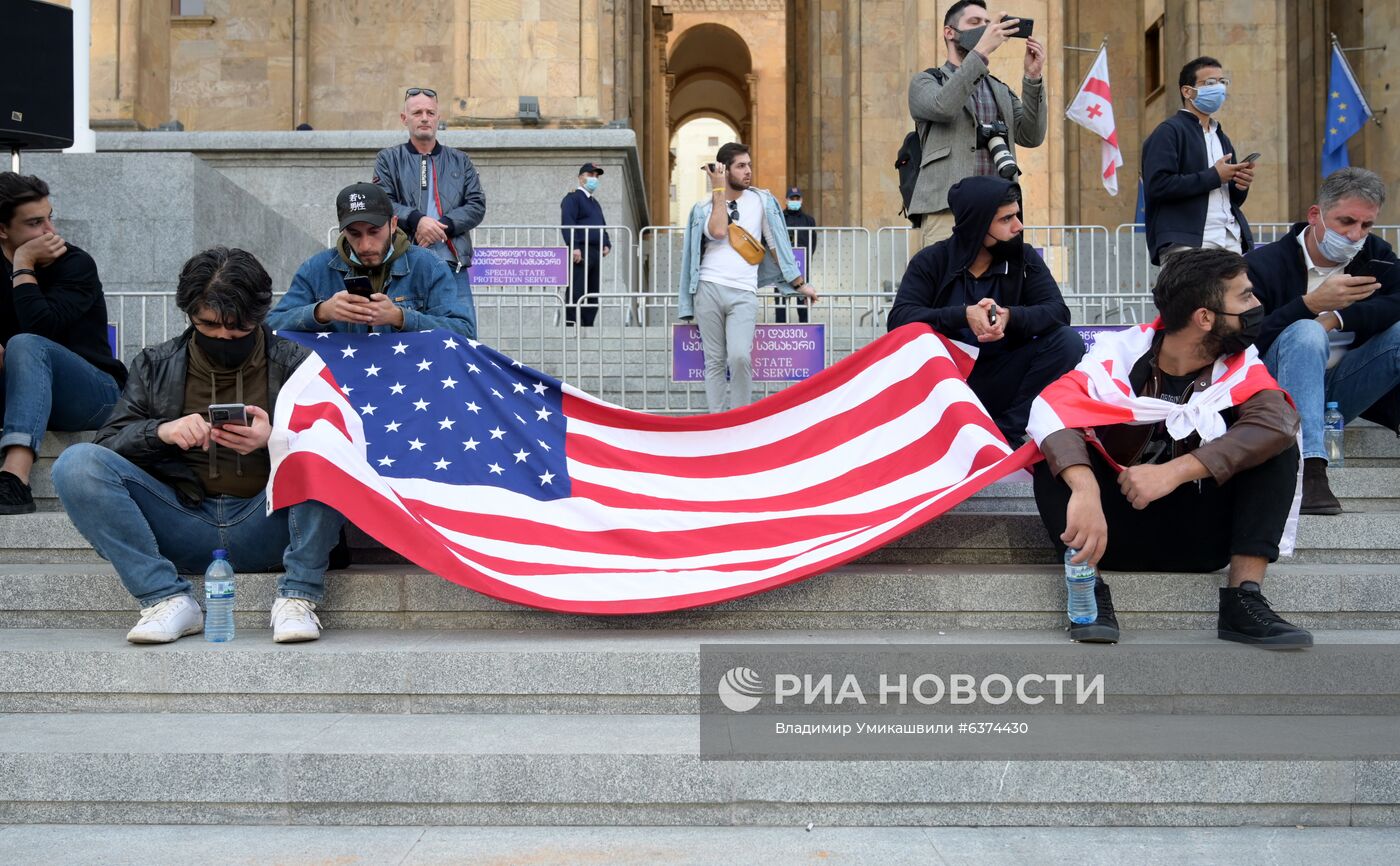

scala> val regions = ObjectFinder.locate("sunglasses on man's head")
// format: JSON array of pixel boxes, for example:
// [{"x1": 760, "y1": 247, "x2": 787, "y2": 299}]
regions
[{"x1": 405, "y1": 88, "x2": 437, "y2": 99}]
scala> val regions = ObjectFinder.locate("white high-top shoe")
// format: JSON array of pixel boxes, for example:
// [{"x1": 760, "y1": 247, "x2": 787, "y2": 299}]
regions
[
  {"x1": 271, "y1": 597, "x2": 322, "y2": 643},
  {"x1": 126, "y1": 594, "x2": 204, "y2": 644}
]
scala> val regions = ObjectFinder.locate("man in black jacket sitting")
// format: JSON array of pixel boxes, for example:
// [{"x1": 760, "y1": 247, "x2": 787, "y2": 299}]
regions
[
  {"x1": 1245, "y1": 167, "x2": 1399, "y2": 514},
  {"x1": 887, "y1": 175, "x2": 1083, "y2": 441},
  {"x1": 52, "y1": 248, "x2": 346, "y2": 645},
  {"x1": 1141, "y1": 57, "x2": 1256, "y2": 265}
]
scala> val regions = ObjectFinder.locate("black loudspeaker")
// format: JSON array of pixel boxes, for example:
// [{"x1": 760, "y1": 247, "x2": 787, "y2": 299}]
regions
[{"x1": 0, "y1": 0, "x2": 74, "y2": 150}]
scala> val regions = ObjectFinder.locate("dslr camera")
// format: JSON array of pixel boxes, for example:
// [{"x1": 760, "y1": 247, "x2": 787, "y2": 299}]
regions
[{"x1": 977, "y1": 121, "x2": 1020, "y2": 180}]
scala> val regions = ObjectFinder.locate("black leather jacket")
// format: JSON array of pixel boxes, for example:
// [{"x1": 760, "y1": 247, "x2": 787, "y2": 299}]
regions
[{"x1": 94, "y1": 326, "x2": 309, "y2": 506}]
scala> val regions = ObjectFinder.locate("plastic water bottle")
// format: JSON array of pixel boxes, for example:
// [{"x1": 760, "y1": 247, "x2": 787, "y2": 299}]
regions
[
  {"x1": 1324, "y1": 402, "x2": 1345, "y2": 467},
  {"x1": 1064, "y1": 548, "x2": 1098, "y2": 625},
  {"x1": 203, "y1": 549, "x2": 235, "y2": 642}
]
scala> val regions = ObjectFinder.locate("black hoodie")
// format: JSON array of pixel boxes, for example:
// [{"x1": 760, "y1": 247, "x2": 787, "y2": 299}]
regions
[{"x1": 887, "y1": 175, "x2": 1070, "y2": 348}]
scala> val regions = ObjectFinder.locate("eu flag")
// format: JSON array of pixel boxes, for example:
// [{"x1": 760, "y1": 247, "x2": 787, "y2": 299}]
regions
[{"x1": 1322, "y1": 44, "x2": 1373, "y2": 177}]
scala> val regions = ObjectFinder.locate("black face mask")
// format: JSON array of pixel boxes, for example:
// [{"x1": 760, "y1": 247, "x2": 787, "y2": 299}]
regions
[
  {"x1": 1206, "y1": 305, "x2": 1264, "y2": 356},
  {"x1": 954, "y1": 26, "x2": 986, "y2": 55},
  {"x1": 194, "y1": 329, "x2": 259, "y2": 369}
]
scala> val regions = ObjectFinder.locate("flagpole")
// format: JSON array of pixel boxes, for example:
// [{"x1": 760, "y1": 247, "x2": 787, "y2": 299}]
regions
[{"x1": 1330, "y1": 32, "x2": 1383, "y2": 128}]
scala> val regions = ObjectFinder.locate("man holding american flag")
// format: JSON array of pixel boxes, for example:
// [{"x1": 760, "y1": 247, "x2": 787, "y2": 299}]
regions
[{"x1": 1028, "y1": 248, "x2": 1311, "y2": 649}]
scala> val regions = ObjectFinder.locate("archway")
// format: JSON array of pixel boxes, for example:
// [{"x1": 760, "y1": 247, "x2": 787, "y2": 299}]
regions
[{"x1": 668, "y1": 115, "x2": 740, "y2": 225}]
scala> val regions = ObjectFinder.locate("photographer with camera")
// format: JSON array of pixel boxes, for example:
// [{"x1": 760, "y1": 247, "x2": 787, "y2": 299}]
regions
[{"x1": 907, "y1": 1, "x2": 1047, "y2": 249}]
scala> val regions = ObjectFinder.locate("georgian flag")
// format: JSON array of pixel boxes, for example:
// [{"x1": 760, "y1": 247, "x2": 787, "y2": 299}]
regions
[
  {"x1": 1026, "y1": 320, "x2": 1302, "y2": 554},
  {"x1": 266, "y1": 326, "x2": 1038, "y2": 614},
  {"x1": 1066, "y1": 46, "x2": 1123, "y2": 196}
]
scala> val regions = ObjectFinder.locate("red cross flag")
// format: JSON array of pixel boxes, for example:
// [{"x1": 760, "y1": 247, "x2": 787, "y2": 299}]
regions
[{"x1": 1066, "y1": 45, "x2": 1123, "y2": 196}]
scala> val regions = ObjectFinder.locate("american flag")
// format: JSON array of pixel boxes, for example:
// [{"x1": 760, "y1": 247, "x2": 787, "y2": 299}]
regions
[{"x1": 267, "y1": 326, "x2": 1038, "y2": 614}]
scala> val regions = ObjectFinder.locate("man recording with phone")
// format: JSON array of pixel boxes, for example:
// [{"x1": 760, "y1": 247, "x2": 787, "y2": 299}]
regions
[
  {"x1": 268, "y1": 182, "x2": 475, "y2": 338},
  {"x1": 53, "y1": 248, "x2": 348, "y2": 644},
  {"x1": 1142, "y1": 57, "x2": 1256, "y2": 265},
  {"x1": 907, "y1": 1, "x2": 1048, "y2": 249},
  {"x1": 1246, "y1": 168, "x2": 1400, "y2": 514},
  {"x1": 677, "y1": 143, "x2": 817, "y2": 414}
]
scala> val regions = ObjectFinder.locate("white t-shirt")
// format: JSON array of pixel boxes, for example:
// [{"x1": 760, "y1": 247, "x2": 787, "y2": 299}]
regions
[
  {"x1": 1298, "y1": 229, "x2": 1356, "y2": 370},
  {"x1": 1199, "y1": 120, "x2": 1242, "y2": 252},
  {"x1": 698, "y1": 189, "x2": 763, "y2": 292}
]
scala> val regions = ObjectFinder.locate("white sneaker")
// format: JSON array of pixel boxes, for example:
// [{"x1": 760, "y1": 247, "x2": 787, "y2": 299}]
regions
[
  {"x1": 271, "y1": 597, "x2": 322, "y2": 643},
  {"x1": 126, "y1": 594, "x2": 204, "y2": 644}
]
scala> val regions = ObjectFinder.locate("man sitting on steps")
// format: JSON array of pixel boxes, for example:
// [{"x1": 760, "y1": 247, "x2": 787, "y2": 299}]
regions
[
  {"x1": 1027, "y1": 248, "x2": 1311, "y2": 649},
  {"x1": 52, "y1": 248, "x2": 346, "y2": 645}
]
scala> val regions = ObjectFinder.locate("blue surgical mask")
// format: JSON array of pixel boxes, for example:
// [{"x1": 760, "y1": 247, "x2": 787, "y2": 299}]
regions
[
  {"x1": 584, "y1": 177, "x2": 599, "y2": 192},
  {"x1": 787, "y1": 200, "x2": 801, "y2": 211},
  {"x1": 1191, "y1": 83, "x2": 1227, "y2": 114},
  {"x1": 1315, "y1": 222, "x2": 1366, "y2": 264}
]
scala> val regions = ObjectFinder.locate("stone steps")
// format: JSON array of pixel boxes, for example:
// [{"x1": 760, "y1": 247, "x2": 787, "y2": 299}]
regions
[
  {"x1": 2, "y1": 825, "x2": 1394, "y2": 866},
  {"x1": 3, "y1": 563, "x2": 1400, "y2": 631},
  {"x1": 2, "y1": 628, "x2": 1397, "y2": 715},
  {"x1": 1, "y1": 706, "x2": 1397, "y2": 826}
]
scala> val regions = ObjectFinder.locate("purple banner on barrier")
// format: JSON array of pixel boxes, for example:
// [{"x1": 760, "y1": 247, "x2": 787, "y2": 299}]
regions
[
  {"x1": 467, "y1": 246, "x2": 570, "y2": 287},
  {"x1": 793, "y1": 247, "x2": 806, "y2": 279},
  {"x1": 1074, "y1": 324, "x2": 1133, "y2": 353},
  {"x1": 673, "y1": 323, "x2": 825, "y2": 382}
]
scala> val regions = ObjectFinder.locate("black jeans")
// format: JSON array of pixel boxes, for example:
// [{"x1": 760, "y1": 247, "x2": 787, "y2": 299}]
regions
[
  {"x1": 567, "y1": 251, "x2": 601, "y2": 326},
  {"x1": 967, "y1": 325, "x2": 1085, "y2": 441},
  {"x1": 1032, "y1": 443, "x2": 1300, "y2": 572},
  {"x1": 773, "y1": 286, "x2": 809, "y2": 323}
]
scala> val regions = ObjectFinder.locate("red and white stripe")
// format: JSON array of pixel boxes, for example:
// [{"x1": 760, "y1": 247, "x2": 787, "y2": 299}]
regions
[
  {"x1": 268, "y1": 325, "x2": 1038, "y2": 614},
  {"x1": 1026, "y1": 319, "x2": 1302, "y2": 554},
  {"x1": 1065, "y1": 46, "x2": 1123, "y2": 196}
]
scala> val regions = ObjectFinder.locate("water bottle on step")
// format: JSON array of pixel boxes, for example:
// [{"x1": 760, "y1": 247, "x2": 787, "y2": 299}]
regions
[
  {"x1": 1064, "y1": 548, "x2": 1098, "y2": 625},
  {"x1": 203, "y1": 549, "x2": 236, "y2": 642},
  {"x1": 1324, "y1": 402, "x2": 1345, "y2": 467}
]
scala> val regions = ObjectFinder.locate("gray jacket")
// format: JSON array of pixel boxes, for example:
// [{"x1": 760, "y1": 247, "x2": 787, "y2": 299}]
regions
[
  {"x1": 907, "y1": 52, "x2": 1047, "y2": 217},
  {"x1": 373, "y1": 141, "x2": 486, "y2": 266}
]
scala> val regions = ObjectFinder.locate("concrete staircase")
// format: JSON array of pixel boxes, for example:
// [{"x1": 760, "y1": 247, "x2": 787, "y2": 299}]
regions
[{"x1": 2, "y1": 425, "x2": 1399, "y2": 834}]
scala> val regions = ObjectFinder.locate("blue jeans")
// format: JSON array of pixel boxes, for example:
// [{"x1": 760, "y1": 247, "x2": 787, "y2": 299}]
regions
[
  {"x1": 51, "y1": 443, "x2": 345, "y2": 606},
  {"x1": 453, "y1": 265, "x2": 477, "y2": 338},
  {"x1": 0, "y1": 334, "x2": 121, "y2": 452},
  {"x1": 1263, "y1": 318, "x2": 1400, "y2": 462}
]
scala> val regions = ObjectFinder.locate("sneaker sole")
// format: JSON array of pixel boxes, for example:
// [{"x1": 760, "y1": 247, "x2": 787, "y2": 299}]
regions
[
  {"x1": 1216, "y1": 628, "x2": 1314, "y2": 649},
  {"x1": 1299, "y1": 503, "x2": 1343, "y2": 515},
  {"x1": 0, "y1": 502, "x2": 37, "y2": 515},
  {"x1": 1070, "y1": 629, "x2": 1120, "y2": 644},
  {"x1": 273, "y1": 630, "x2": 321, "y2": 643},
  {"x1": 126, "y1": 624, "x2": 204, "y2": 644}
]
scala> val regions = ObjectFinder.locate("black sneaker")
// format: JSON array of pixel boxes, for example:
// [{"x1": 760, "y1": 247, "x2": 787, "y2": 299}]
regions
[
  {"x1": 1218, "y1": 585, "x2": 1313, "y2": 649},
  {"x1": 0, "y1": 471, "x2": 35, "y2": 515},
  {"x1": 1069, "y1": 577, "x2": 1120, "y2": 643}
]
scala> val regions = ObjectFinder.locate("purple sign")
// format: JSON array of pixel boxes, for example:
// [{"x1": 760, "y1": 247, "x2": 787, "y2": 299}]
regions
[
  {"x1": 1074, "y1": 324, "x2": 1132, "y2": 353},
  {"x1": 467, "y1": 246, "x2": 570, "y2": 287},
  {"x1": 673, "y1": 324, "x2": 825, "y2": 382},
  {"x1": 793, "y1": 247, "x2": 807, "y2": 279}
]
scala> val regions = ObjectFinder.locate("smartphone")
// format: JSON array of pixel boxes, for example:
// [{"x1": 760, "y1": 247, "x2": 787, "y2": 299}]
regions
[
  {"x1": 342, "y1": 275, "x2": 375, "y2": 298},
  {"x1": 1362, "y1": 259, "x2": 1394, "y2": 280},
  {"x1": 1240, "y1": 152, "x2": 1262, "y2": 164},
  {"x1": 1001, "y1": 15, "x2": 1034, "y2": 38},
  {"x1": 987, "y1": 307, "x2": 998, "y2": 326},
  {"x1": 703, "y1": 163, "x2": 718, "y2": 172},
  {"x1": 208, "y1": 403, "x2": 249, "y2": 428}
]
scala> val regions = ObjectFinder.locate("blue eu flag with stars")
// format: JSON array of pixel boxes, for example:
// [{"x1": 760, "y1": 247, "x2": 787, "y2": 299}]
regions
[{"x1": 1322, "y1": 44, "x2": 1373, "y2": 178}]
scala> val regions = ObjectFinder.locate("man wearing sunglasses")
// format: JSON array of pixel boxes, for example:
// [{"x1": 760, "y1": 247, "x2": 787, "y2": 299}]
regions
[
  {"x1": 1142, "y1": 57, "x2": 1256, "y2": 266},
  {"x1": 677, "y1": 143, "x2": 818, "y2": 413},
  {"x1": 372, "y1": 87, "x2": 485, "y2": 335}
]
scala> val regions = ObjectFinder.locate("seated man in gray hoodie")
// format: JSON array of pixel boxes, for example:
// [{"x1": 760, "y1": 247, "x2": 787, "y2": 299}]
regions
[{"x1": 268, "y1": 183, "x2": 475, "y2": 338}]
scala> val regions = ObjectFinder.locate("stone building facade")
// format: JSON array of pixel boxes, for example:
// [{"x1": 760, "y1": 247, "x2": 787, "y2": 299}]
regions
[{"x1": 75, "y1": 0, "x2": 1400, "y2": 230}]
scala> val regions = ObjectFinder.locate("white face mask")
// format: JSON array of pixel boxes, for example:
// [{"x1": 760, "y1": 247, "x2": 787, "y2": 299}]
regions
[{"x1": 1314, "y1": 221, "x2": 1366, "y2": 264}]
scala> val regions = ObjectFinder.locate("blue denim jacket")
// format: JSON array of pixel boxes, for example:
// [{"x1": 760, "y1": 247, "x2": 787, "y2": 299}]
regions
[
  {"x1": 269, "y1": 242, "x2": 476, "y2": 338},
  {"x1": 677, "y1": 187, "x2": 803, "y2": 320}
]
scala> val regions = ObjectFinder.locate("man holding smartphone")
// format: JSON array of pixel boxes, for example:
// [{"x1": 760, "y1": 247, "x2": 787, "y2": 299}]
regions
[
  {"x1": 1246, "y1": 168, "x2": 1400, "y2": 514},
  {"x1": 53, "y1": 248, "x2": 348, "y2": 644},
  {"x1": 1142, "y1": 57, "x2": 1256, "y2": 265},
  {"x1": 907, "y1": 1, "x2": 1048, "y2": 248},
  {"x1": 269, "y1": 183, "x2": 476, "y2": 338}
]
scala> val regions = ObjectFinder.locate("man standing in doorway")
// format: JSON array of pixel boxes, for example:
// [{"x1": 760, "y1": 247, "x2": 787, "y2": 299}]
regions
[
  {"x1": 373, "y1": 87, "x2": 485, "y2": 336},
  {"x1": 678, "y1": 143, "x2": 818, "y2": 413}
]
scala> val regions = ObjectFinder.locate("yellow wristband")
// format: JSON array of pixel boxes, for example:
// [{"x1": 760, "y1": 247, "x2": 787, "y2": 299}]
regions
[{"x1": 713, "y1": 187, "x2": 724, "y2": 193}]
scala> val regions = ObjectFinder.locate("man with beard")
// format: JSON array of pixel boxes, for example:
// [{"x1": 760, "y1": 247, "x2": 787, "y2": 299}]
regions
[
  {"x1": 1028, "y1": 248, "x2": 1310, "y2": 648},
  {"x1": 887, "y1": 175, "x2": 1083, "y2": 442},
  {"x1": 268, "y1": 182, "x2": 475, "y2": 337},
  {"x1": 677, "y1": 142, "x2": 818, "y2": 413}
]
